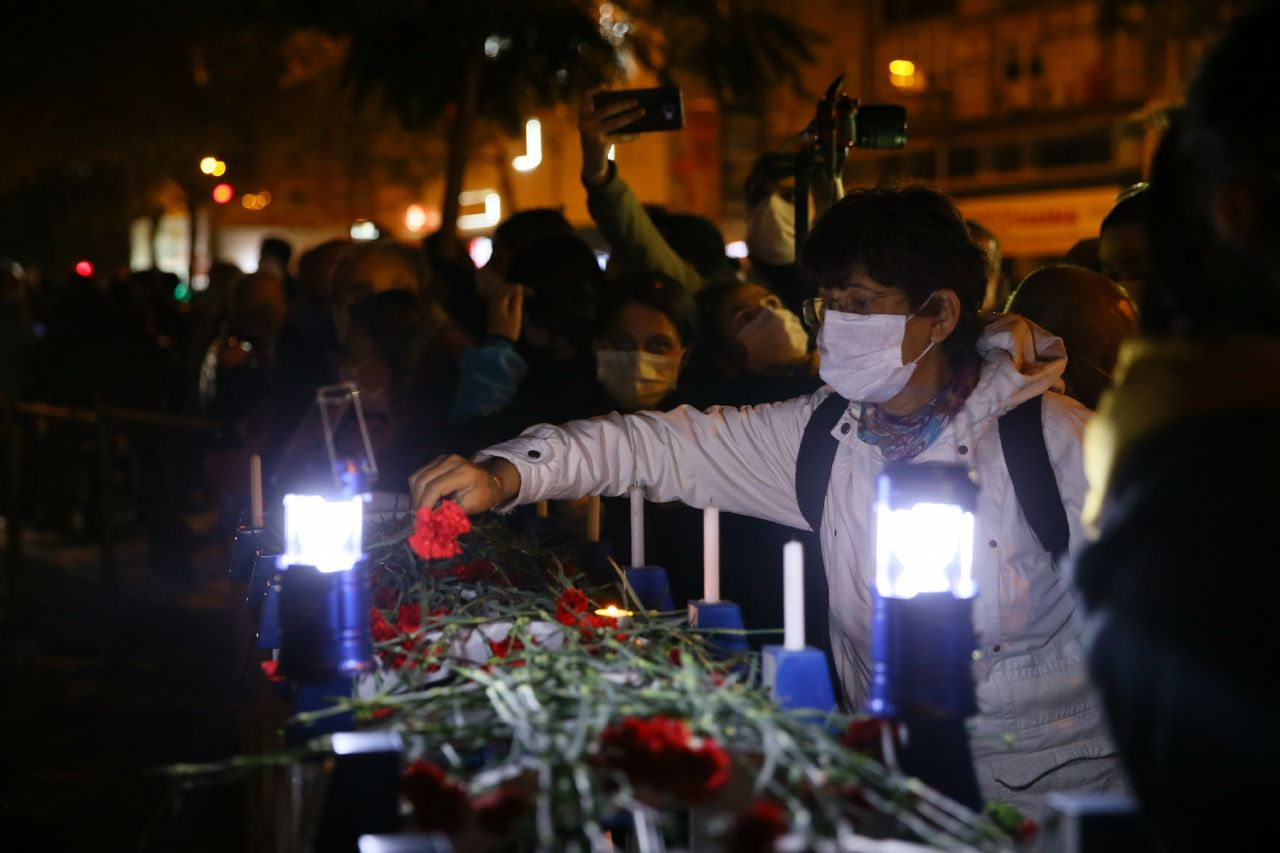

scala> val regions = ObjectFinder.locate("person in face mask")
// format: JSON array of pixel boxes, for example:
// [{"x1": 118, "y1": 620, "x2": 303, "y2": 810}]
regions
[
  {"x1": 682, "y1": 279, "x2": 820, "y2": 410},
  {"x1": 742, "y1": 152, "x2": 811, "y2": 317},
  {"x1": 410, "y1": 184, "x2": 1122, "y2": 819},
  {"x1": 592, "y1": 271, "x2": 697, "y2": 413}
]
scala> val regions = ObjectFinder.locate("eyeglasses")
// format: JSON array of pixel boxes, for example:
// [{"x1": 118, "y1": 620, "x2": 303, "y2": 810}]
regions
[{"x1": 802, "y1": 292, "x2": 907, "y2": 328}]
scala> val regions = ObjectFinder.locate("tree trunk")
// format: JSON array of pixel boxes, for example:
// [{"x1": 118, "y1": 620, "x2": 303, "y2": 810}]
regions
[{"x1": 439, "y1": 46, "x2": 486, "y2": 261}]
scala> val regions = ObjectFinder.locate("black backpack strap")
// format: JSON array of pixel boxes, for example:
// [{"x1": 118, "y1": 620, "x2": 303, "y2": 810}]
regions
[
  {"x1": 795, "y1": 393, "x2": 849, "y2": 532},
  {"x1": 998, "y1": 395, "x2": 1070, "y2": 560}
]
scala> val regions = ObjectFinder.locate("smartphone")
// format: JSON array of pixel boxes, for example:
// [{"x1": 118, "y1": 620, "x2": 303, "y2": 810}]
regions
[{"x1": 592, "y1": 86, "x2": 685, "y2": 134}]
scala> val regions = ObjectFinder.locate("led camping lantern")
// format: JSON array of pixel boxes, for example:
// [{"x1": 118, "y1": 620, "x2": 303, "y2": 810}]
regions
[
  {"x1": 276, "y1": 494, "x2": 375, "y2": 683},
  {"x1": 866, "y1": 461, "x2": 983, "y2": 811}
]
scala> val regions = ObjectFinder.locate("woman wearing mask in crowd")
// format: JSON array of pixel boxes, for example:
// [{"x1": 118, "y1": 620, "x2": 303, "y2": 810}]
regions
[
  {"x1": 683, "y1": 278, "x2": 819, "y2": 410},
  {"x1": 591, "y1": 270, "x2": 697, "y2": 415},
  {"x1": 674, "y1": 277, "x2": 830, "y2": 656},
  {"x1": 409, "y1": 184, "x2": 1122, "y2": 818}
]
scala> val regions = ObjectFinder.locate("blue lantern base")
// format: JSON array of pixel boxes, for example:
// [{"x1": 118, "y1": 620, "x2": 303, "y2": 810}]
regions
[
  {"x1": 624, "y1": 565, "x2": 674, "y2": 612},
  {"x1": 688, "y1": 600, "x2": 748, "y2": 653},
  {"x1": 230, "y1": 526, "x2": 269, "y2": 581},
  {"x1": 285, "y1": 677, "x2": 356, "y2": 745},
  {"x1": 245, "y1": 551, "x2": 277, "y2": 622},
  {"x1": 278, "y1": 563, "x2": 375, "y2": 683},
  {"x1": 256, "y1": 574, "x2": 282, "y2": 649},
  {"x1": 866, "y1": 592, "x2": 978, "y2": 719},
  {"x1": 762, "y1": 645, "x2": 837, "y2": 716}
]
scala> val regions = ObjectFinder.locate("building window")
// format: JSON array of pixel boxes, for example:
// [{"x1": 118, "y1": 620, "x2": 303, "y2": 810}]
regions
[
  {"x1": 992, "y1": 144, "x2": 1021, "y2": 172},
  {"x1": 949, "y1": 146, "x2": 978, "y2": 177},
  {"x1": 1031, "y1": 132, "x2": 1112, "y2": 168}
]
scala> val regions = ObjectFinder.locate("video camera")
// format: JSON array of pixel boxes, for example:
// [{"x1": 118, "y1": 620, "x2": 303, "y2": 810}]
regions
[{"x1": 749, "y1": 75, "x2": 906, "y2": 251}]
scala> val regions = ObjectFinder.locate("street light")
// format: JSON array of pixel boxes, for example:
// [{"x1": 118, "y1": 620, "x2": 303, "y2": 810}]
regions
[{"x1": 866, "y1": 461, "x2": 983, "y2": 810}]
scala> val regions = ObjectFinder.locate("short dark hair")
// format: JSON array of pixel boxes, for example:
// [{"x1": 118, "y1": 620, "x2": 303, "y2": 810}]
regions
[
  {"x1": 1100, "y1": 185, "x2": 1150, "y2": 235},
  {"x1": 800, "y1": 184, "x2": 988, "y2": 359},
  {"x1": 507, "y1": 234, "x2": 604, "y2": 351},
  {"x1": 260, "y1": 236, "x2": 293, "y2": 264},
  {"x1": 493, "y1": 208, "x2": 573, "y2": 255},
  {"x1": 655, "y1": 213, "x2": 736, "y2": 284},
  {"x1": 596, "y1": 270, "x2": 698, "y2": 347}
]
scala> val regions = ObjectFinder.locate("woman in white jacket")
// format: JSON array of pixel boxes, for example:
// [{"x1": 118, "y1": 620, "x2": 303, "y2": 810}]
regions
[{"x1": 410, "y1": 185, "x2": 1122, "y2": 817}]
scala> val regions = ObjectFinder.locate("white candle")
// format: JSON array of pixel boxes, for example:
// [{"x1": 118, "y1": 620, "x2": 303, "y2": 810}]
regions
[
  {"x1": 587, "y1": 495, "x2": 601, "y2": 543},
  {"x1": 703, "y1": 505, "x2": 720, "y2": 603},
  {"x1": 629, "y1": 484, "x2": 645, "y2": 567},
  {"x1": 249, "y1": 453, "x2": 264, "y2": 528},
  {"x1": 784, "y1": 540, "x2": 805, "y2": 650}
]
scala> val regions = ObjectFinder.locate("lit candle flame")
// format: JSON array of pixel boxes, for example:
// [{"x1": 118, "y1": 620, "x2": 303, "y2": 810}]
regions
[{"x1": 594, "y1": 604, "x2": 634, "y2": 619}]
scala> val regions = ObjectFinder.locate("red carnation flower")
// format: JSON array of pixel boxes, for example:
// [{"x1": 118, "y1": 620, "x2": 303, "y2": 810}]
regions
[
  {"x1": 402, "y1": 760, "x2": 471, "y2": 833},
  {"x1": 841, "y1": 717, "x2": 901, "y2": 763},
  {"x1": 408, "y1": 500, "x2": 472, "y2": 561},
  {"x1": 555, "y1": 587, "x2": 591, "y2": 625},
  {"x1": 371, "y1": 604, "x2": 444, "y2": 670},
  {"x1": 724, "y1": 798, "x2": 788, "y2": 853},
  {"x1": 487, "y1": 635, "x2": 526, "y2": 667},
  {"x1": 259, "y1": 659, "x2": 284, "y2": 683},
  {"x1": 598, "y1": 715, "x2": 729, "y2": 803},
  {"x1": 444, "y1": 559, "x2": 497, "y2": 583},
  {"x1": 472, "y1": 786, "x2": 529, "y2": 836},
  {"x1": 396, "y1": 602, "x2": 423, "y2": 634}
]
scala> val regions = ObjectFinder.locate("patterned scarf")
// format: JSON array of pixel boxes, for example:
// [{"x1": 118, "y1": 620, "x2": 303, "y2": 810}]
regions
[{"x1": 857, "y1": 356, "x2": 981, "y2": 461}]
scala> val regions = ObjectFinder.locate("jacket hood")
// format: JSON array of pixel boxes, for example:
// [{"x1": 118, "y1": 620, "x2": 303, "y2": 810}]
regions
[{"x1": 951, "y1": 314, "x2": 1067, "y2": 436}]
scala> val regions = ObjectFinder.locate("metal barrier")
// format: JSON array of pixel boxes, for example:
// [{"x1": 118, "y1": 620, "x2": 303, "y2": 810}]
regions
[{"x1": 2, "y1": 400, "x2": 221, "y2": 589}]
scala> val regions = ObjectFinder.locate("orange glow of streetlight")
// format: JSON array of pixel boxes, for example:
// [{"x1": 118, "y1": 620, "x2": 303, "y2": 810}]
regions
[
  {"x1": 199, "y1": 156, "x2": 218, "y2": 175},
  {"x1": 889, "y1": 59, "x2": 920, "y2": 90}
]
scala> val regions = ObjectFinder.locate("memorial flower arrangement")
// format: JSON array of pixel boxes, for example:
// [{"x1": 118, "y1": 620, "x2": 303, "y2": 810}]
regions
[{"x1": 165, "y1": 502, "x2": 1030, "y2": 851}]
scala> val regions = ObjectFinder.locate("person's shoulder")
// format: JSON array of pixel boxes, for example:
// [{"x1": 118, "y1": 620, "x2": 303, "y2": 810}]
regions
[{"x1": 1038, "y1": 390, "x2": 1091, "y2": 457}]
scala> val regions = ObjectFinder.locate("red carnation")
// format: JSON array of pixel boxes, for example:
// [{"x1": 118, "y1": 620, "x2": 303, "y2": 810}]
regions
[
  {"x1": 472, "y1": 786, "x2": 529, "y2": 836},
  {"x1": 555, "y1": 587, "x2": 591, "y2": 625},
  {"x1": 598, "y1": 716, "x2": 729, "y2": 803},
  {"x1": 724, "y1": 798, "x2": 788, "y2": 853},
  {"x1": 487, "y1": 635, "x2": 526, "y2": 667},
  {"x1": 259, "y1": 659, "x2": 284, "y2": 683},
  {"x1": 841, "y1": 717, "x2": 901, "y2": 763},
  {"x1": 371, "y1": 604, "x2": 443, "y2": 670},
  {"x1": 444, "y1": 559, "x2": 497, "y2": 583},
  {"x1": 402, "y1": 760, "x2": 471, "y2": 833},
  {"x1": 408, "y1": 500, "x2": 472, "y2": 561}
]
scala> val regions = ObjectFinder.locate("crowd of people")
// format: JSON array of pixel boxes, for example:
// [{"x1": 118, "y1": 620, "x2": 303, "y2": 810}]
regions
[{"x1": 6, "y1": 3, "x2": 1276, "y2": 844}]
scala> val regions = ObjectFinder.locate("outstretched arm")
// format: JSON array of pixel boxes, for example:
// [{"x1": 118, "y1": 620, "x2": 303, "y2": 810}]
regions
[{"x1": 410, "y1": 392, "x2": 831, "y2": 530}]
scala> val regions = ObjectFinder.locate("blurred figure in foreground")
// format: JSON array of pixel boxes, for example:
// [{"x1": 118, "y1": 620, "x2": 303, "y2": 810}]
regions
[{"x1": 1073, "y1": 4, "x2": 1280, "y2": 849}]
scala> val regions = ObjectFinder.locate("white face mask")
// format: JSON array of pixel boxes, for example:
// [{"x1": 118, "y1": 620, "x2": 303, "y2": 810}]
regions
[
  {"x1": 735, "y1": 305, "x2": 809, "y2": 371},
  {"x1": 745, "y1": 193, "x2": 797, "y2": 266},
  {"x1": 816, "y1": 303, "x2": 936, "y2": 403},
  {"x1": 595, "y1": 349, "x2": 681, "y2": 411}
]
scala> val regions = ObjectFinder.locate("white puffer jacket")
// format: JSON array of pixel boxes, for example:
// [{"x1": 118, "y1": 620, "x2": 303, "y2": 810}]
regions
[{"x1": 478, "y1": 315, "x2": 1122, "y2": 817}]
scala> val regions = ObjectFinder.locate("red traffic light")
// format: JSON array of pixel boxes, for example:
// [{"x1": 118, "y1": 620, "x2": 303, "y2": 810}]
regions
[{"x1": 74, "y1": 260, "x2": 94, "y2": 277}]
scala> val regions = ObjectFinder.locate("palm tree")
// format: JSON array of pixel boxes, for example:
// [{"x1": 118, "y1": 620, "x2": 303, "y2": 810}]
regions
[{"x1": 293, "y1": 0, "x2": 820, "y2": 256}]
